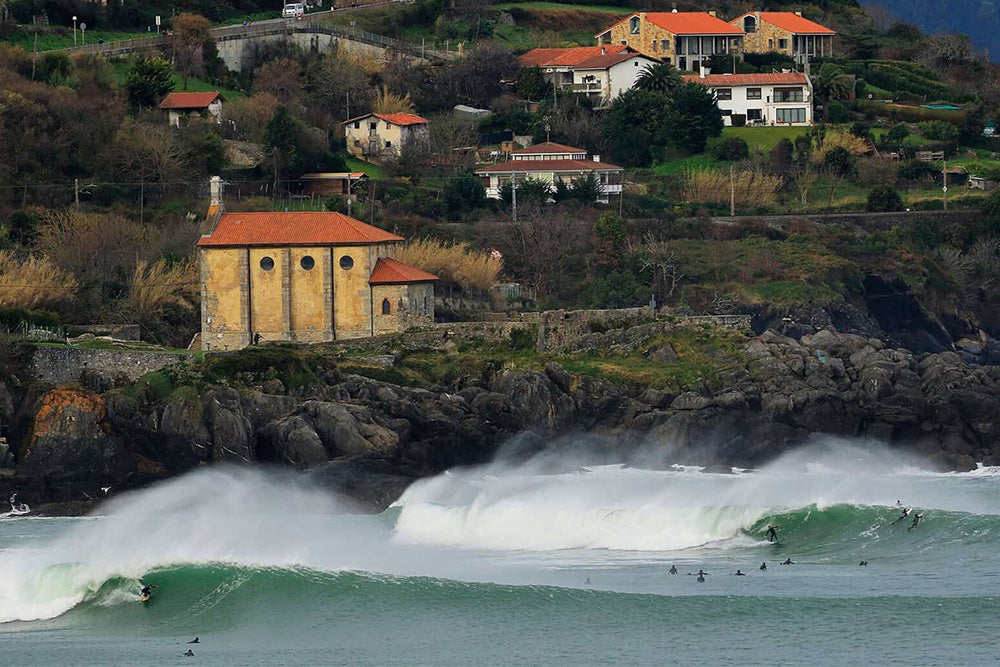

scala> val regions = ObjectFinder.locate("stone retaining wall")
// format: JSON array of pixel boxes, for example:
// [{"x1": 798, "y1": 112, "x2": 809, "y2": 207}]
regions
[{"x1": 31, "y1": 347, "x2": 195, "y2": 386}]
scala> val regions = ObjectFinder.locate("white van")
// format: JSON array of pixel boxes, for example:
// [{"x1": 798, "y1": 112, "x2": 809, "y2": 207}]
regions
[{"x1": 282, "y1": 3, "x2": 305, "y2": 18}]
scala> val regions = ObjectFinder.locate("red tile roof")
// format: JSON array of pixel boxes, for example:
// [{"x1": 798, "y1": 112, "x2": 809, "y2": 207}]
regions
[
  {"x1": 342, "y1": 112, "x2": 429, "y2": 126},
  {"x1": 476, "y1": 159, "x2": 622, "y2": 173},
  {"x1": 682, "y1": 72, "x2": 809, "y2": 86},
  {"x1": 511, "y1": 142, "x2": 586, "y2": 155},
  {"x1": 517, "y1": 45, "x2": 630, "y2": 67},
  {"x1": 574, "y1": 52, "x2": 656, "y2": 69},
  {"x1": 736, "y1": 11, "x2": 835, "y2": 35},
  {"x1": 159, "y1": 91, "x2": 224, "y2": 109},
  {"x1": 369, "y1": 257, "x2": 438, "y2": 284},
  {"x1": 197, "y1": 212, "x2": 403, "y2": 247},
  {"x1": 599, "y1": 12, "x2": 744, "y2": 37}
]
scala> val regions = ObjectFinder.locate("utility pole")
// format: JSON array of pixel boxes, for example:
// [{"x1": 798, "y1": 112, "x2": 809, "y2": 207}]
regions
[
  {"x1": 729, "y1": 165, "x2": 735, "y2": 216},
  {"x1": 140, "y1": 181, "x2": 145, "y2": 224},
  {"x1": 31, "y1": 32, "x2": 38, "y2": 80},
  {"x1": 942, "y1": 157, "x2": 948, "y2": 210},
  {"x1": 511, "y1": 170, "x2": 517, "y2": 223},
  {"x1": 74, "y1": 178, "x2": 79, "y2": 208}
]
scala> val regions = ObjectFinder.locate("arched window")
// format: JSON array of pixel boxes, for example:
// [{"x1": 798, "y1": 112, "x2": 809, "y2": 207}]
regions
[
  {"x1": 743, "y1": 16, "x2": 756, "y2": 33},
  {"x1": 381, "y1": 298, "x2": 391, "y2": 315},
  {"x1": 629, "y1": 16, "x2": 640, "y2": 34}
]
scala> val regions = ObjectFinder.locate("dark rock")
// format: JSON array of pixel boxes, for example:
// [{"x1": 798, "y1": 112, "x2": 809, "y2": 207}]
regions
[
  {"x1": 954, "y1": 454, "x2": 977, "y2": 473},
  {"x1": 308, "y1": 459, "x2": 417, "y2": 512}
]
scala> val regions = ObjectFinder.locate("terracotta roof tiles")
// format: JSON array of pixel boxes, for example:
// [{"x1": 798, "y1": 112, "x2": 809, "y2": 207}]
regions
[
  {"x1": 159, "y1": 91, "x2": 224, "y2": 109},
  {"x1": 476, "y1": 159, "x2": 622, "y2": 173},
  {"x1": 517, "y1": 45, "x2": 630, "y2": 67},
  {"x1": 739, "y1": 12, "x2": 835, "y2": 35},
  {"x1": 511, "y1": 142, "x2": 587, "y2": 155},
  {"x1": 369, "y1": 257, "x2": 438, "y2": 284},
  {"x1": 682, "y1": 72, "x2": 808, "y2": 86},
  {"x1": 342, "y1": 112, "x2": 429, "y2": 126},
  {"x1": 197, "y1": 212, "x2": 403, "y2": 247},
  {"x1": 599, "y1": 12, "x2": 743, "y2": 37}
]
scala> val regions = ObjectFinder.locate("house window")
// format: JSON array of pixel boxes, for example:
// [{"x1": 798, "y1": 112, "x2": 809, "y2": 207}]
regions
[
  {"x1": 747, "y1": 87, "x2": 762, "y2": 100},
  {"x1": 778, "y1": 38, "x2": 788, "y2": 50},
  {"x1": 260, "y1": 256, "x2": 275, "y2": 271},
  {"x1": 690, "y1": 38, "x2": 699, "y2": 55},
  {"x1": 660, "y1": 39, "x2": 670, "y2": 50},
  {"x1": 743, "y1": 16, "x2": 756, "y2": 33},
  {"x1": 774, "y1": 87, "x2": 804, "y2": 102},
  {"x1": 300, "y1": 255, "x2": 315, "y2": 270},
  {"x1": 385, "y1": 141, "x2": 392, "y2": 148},
  {"x1": 775, "y1": 108, "x2": 806, "y2": 124},
  {"x1": 747, "y1": 108, "x2": 763, "y2": 121},
  {"x1": 720, "y1": 109, "x2": 732, "y2": 116},
  {"x1": 354, "y1": 122, "x2": 360, "y2": 129},
  {"x1": 385, "y1": 122, "x2": 392, "y2": 130},
  {"x1": 768, "y1": 38, "x2": 773, "y2": 50},
  {"x1": 340, "y1": 255, "x2": 354, "y2": 270},
  {"x1": 369, "y1": 122, "x2": 376, "y2": 130},
  {"x1": 629, "y1": 16, "x2": 640, "y2": 34},
  {"x1": 381, "y1": 298, "x2": 391, "y2": 315},
  {"x1": 715, "y1": 88, "x2": 732, "y2": 101}
]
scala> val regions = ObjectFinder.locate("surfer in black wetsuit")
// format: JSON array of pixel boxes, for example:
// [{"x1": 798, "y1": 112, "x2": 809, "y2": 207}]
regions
[
  {"x1": 859, "y1": 561, "x2": 868, "y2": 566},
  {"x1": 140, "y1": 584, "x2": 158, "y2": 600},
  {"x1": 183, "y1": 649, "x2": 195, "y2": 657},
  {"x1": 760, "y1": 562, "x2": 767, "y2": 571},
  {"x1": 892, "y1": 507, "x2": 912, "y2": 524},
  {"x1": 765, "y1": 525, "x2": 778, "y2": 542},
  {"x1": 734, "y1": 570, "x2": 745, "y2": 576},
  {"x1": 696, "y1": 570, "x2": 707, "y2": 583},
  {"x1": 781, "y1": 558, "x2": 794, "y2": 565},
  {"x1": 668, "y1": 565, "x2": 678, "y2": 575},
  {"x1": 908, "y1": 513, "x2": 924, "y2": 531}
]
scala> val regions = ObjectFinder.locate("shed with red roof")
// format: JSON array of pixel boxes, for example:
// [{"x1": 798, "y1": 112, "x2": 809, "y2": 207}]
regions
[
  {"x1": 342, "y1": 112, "x2": 431, "y2": 165},
  {"x1": 159, "y1": 91, "x2": 226, "y2": 127}
]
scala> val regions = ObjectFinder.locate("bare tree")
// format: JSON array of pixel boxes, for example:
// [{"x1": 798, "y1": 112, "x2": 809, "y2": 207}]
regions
[{"x1": 173, "y1": 13, "x2": 213, "y2": 90}]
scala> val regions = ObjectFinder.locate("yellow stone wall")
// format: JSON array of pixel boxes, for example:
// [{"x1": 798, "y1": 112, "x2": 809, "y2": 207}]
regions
[
  {"x1": 740, "y1": 20, "x2": 793, "y2": 55},
  {"x1": 200, "y1": 247, "x2": 249, "y2": 351},
  {"x1": 249, "y1": 247, "x2": 285, "y2": 340},
  {"x1": 604, "y1": 17, "x2": 677, "y2": 61},
  {"x1": 289, "y1": 246, "x2": 331, "y2": 343},
  {"x1": 372, "y1": 283, "x2": 435, "y2": 336}
]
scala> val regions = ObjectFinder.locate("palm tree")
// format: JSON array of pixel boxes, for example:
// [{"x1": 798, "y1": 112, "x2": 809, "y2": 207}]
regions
[
  {"x1": 634, "y1": 63, "x2": 683, "y2": 97},
  {"x1": 812, "y1": 63, "x2": 854, "y2": 120}
]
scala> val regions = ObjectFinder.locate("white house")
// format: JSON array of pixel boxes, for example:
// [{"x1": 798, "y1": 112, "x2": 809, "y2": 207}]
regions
[
  {"x1": 571, "y1": 51, "x2": 661, "y2": 106},
  {"x1": 342, "y1": 112, "x2": 430, "y2": 165},
  {"x1": 683, "y1": 69, "x2": 813, "y2": 126},
  {"x1": 158, "y1": 91, "x2": 225, "y2": 127},
  {"x1": 475, "y1": 142, "x2": 624, "y2": 203},
  {"x1": 517, "y1": 45, "x2": 657, "y2": 106}
]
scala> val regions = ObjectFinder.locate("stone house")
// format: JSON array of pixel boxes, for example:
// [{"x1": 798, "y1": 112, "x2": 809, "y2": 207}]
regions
[
  {"x1": 475, "y1": 142, "x2": 624, "y2": 203},
  {"x1": 159, "y1": 91, "x2": 225, "y2": 127},
  {"x1": 595, "y1": 11, "x2": 744, "y2": 71},
  {"x1": 731, "y1": 11, "x2": 835, "y2": 62},
  {"x1": 682, "y1": 70, "x2": 814, "y2": 126},
  {"x1": 198, "y1": 178, "x2": 436, "y2": 351},
  {"x1": 518, "y1": 45, "x2": 659, "y2": 107},
  {"x1": 342, "y1": 112, "x2": 430, "y2": 165}
]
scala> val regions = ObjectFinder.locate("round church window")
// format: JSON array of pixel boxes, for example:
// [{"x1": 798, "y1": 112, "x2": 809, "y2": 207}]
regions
[
  {"x1": 300, "y1": 255, "x2": 315, "y2": 270},
  {"x1": 260, "y1": 256, "x2": 275, "y2": 271},
  {"x1": 340, "y1": 255, "x2": 354, "y2": 270}
]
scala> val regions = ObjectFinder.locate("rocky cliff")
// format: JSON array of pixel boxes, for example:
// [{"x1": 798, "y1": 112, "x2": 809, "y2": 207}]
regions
[{"x1": 2, "y1": 327, "x2": 999, "y2": 513}]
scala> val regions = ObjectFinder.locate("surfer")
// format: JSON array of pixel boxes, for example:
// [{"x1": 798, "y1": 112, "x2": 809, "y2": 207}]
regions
[
  {"x1": 140, "y1": 584, "x2": 158, "y2": 601},
  {"x1": 765, "y1": 525, "x2": 778, "y2": 542},
  {"x1": 188, "y1": 637, "x2": 200, "y2": 644},
  {"x1": 859, "y1": 561, "x2": 868, "y2": 566},
  {"x1": 696, "y1": 570, "x2": 707, "y2": 583},
  {"x1": 733, "y1": 570, "x2": 745, "y2": 576},
  {"x1": 908, "y1": 513, "x2": 924, "y2": 531},
  {"x1": 892, "y1": 507, "x2": 912, "y2": 525},
  {"x1": 183, "y1": 649, "x2": 195, "y2": 657},
  {"x1": 668, "y1": 565, "x2": 678, "y2": 575},
  {"x1": 759, "y1": 562, "x2": 767, "y2": 571},
  {"x1": 780, "y1": 558, "x2": 794, "y2": 565}
]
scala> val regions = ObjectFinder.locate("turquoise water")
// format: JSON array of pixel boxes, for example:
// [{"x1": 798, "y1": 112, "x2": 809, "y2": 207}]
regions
[{"x1": 2, "y1": 445, "x2": 999, "y2": 666}]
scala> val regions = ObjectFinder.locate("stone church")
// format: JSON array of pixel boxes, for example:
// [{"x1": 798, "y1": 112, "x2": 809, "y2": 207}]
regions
[{"x1": 198, "y1": 178, "x2": 436, "y2": 351}]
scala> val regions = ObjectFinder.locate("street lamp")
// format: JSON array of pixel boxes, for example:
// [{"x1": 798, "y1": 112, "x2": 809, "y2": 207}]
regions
[{"x1": 72, "y1": 15, "x2": 78, "y2": 45}]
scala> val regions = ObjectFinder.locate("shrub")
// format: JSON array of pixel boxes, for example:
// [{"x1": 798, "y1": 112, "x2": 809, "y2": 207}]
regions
[
  {"x1": 867, "y1": 185, "x2": 905, "y2": 212},
  {"x1": 827, "y1": 101, "x2": 851, "y2": 123},
  {"x1": 125, "y1": 258, "x2": 199, "y2": 324},
  {"x1": 0, "y1": 251, "x2": 78, "y2": 309},
  {"x1": 395, "y1": 238, "x2": 502, "y2": 293},
  {"x1": 822, "y1": 146, "x2": 856, "y2": 178},
  {"x1": 708, "y1": 136, "x2": 749, "y2": 161},
  {"x1": 681, "y1": 168, "x2": 782, "y2": 208},
  {"x1": 509, "y1": 327, "x2": 534, "y2": 350},
  {"x1": 917, "y1": 120, "x2": 959, "y2": 141}
]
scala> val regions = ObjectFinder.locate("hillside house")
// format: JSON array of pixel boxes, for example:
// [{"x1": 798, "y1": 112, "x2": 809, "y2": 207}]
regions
[
  {"x1": 342, "y1": 112, "x2": 430, "y2": 165},
  {"x1": 683, "y1": 70, "x2": 814, "y2": 126},
  {"x1": 475, "y1": 142, "x2": 624, "y2": 203},
  {"x1": 159, "y1": 91, "x2": 225, "y2": 127},
  {"x1": 198, "y1": 178, "x2": 436, "y2": 351},
  {"x1": 595, "y1": 11, "x2": 744, "y2": 71},
  {"x1": 299, "y1": 172, "x2": 368, "y2": 198},
  {"x1": 518, "y1": 45, "x2": 657, "y2": 105},
  {"x1": 731, "y1": 11, "x2": 835, "y2": 62}
]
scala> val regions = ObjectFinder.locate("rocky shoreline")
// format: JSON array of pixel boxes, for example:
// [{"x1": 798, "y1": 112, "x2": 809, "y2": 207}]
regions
[{"x1": 2, "y1": 328, "x2": 999, "y2": 514}]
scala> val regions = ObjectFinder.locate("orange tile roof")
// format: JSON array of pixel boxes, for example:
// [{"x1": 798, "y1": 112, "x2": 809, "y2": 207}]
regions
[
  {"x1": 343, "y1": 112, "x2": 429, "y2": 126},
  {"x1": 517, "y1": 45, "x2": 630, "y2": 67},
  {"x1": 600, "y1": 12, "x2": 744, "y2": 37},
  {"x1": 476, "y1": 159, "x2": 623, "y2": 173},
  {"x1": 575, "y1": 52, "x2": 656, "y2": 69},
  {"x1": 159, "y1": 91, "x2": 224, "y2": 109},
  {"x1": 511, "y1": 142, "x2": 586, "y2": 155},
  {"x1": 369, "y1": 257, "x2": 438, "y2": 284},
  {"x1": 197, "y1": 212, "x2": 403, "y2": 247},
  {"x1": 737, "y1": 12, "x2": 835, "y2": 35},
  {"x1": 682, "y1": 72, "x2": 809, "y2": 86}
]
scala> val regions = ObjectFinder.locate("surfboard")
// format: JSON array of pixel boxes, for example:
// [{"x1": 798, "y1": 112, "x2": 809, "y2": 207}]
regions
[{"x1": 141, "y1": 593, "x2": 150, "y2": 603}]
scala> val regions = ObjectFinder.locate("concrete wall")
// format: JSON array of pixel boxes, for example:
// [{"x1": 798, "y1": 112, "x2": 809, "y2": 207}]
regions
[
  {"x1": 216, "y1": 32, "x2": 408, "y2": 73},
  {"x1": 31, "y1": 347, "x2": 195, "y2": 387}
]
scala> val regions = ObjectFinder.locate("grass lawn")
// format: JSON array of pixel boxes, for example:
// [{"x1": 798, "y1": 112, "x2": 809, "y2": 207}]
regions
[
  {"x1": 346, "y1": 157, "x2": 384, "y2": 178},
  {"x1": 1, "y1": 28, "x2": 152, "y2": 52},
  {"x1": 651, "y1": 155, "x2": 716, "y2": 175},
  {"x1": 493, "y1": 1, "x2": 632, "y2": 14},
  {"x1": 722, "y1": 126, "x2": 810, "y2": 151},
  {"x1": 108, "y1": 59, "x2": 247, "y2": 100}
]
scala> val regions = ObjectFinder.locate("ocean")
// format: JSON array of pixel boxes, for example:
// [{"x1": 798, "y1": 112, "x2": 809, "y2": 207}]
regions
[{"x1": 2, "y1": 444, "x2": 999, "y2": 666}]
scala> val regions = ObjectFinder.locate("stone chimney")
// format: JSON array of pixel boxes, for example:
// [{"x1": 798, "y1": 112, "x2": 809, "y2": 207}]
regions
[
  {"x1": 794, "y1": 9, "x2": 802, "y2": 16},
  {"x1": 708, "y1": 10, "x2": 716, "y2": 17},
  {"x1": 209, "y1": 176, "x2": 223, "y2": 208},
  {"x1": 593, "y1": 154, "x2": 601, "y2": 162},
  {"x1": 671, "y1": 3, "x2": 677, "y2": 13},
  {"x1": 601, "y1": 45, "x2": 606, "y2": 55}
]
